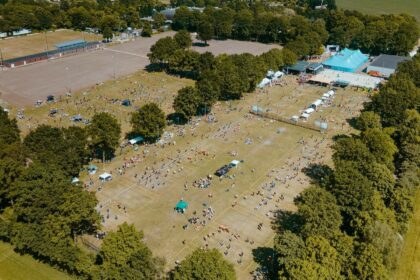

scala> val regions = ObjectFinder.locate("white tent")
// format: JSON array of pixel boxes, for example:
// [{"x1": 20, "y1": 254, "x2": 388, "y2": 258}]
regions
[
  {"x1": 327, "y1": 89, "x2": 335, "y2": 96},
  {"x1": 230, "y1": 160, "x2": 240, "y2": 167},
  {"x1": 99, "y1": 173, "x2": 112, "y2": 182},
  {"x1": 273, "y1": 71, "x2": 284, "y2": 79},
  {"x1": 291, "y1": 115, "x2": 299, "y2": 122},
  {"x1": 310, "y1": 99, "x2": 323, "y2": 109},
  {"x1": 71, "y1": 177, "x2": 80, "y2": 184},
  {"x1": 129, "y1": 136, "x2": 144, "y2": 145},
  {"x1": 301, "y1": 113, "x2": 310, "y2": 120},
  {"x1": 257, "y1": 78, "x2": 272, "y2": 88},
  {"x1": 304, "y1": 108, "x2": 315, "y2": 114}
]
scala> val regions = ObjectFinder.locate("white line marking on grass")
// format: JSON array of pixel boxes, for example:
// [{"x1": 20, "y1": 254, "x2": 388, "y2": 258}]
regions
[{"x1": 103, "y1": 48, "x2": 148, "y2": 59}]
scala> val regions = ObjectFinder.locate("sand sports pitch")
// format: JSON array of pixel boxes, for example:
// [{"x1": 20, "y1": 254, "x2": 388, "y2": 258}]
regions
[
  {"x1": 11, "y1": 70, "x2": 369, "y2": 278},
  {"x1": 0, "y1": 32, "x2": 279, "y2": 107}
]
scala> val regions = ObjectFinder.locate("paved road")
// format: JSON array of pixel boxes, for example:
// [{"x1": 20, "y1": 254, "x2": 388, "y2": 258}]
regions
[{"x1": 0, "y1": 32, "x2": 278, "y2": 107}]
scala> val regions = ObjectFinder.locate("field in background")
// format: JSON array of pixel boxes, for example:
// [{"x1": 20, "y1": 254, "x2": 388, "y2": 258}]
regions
[
  {"x1": 0, "y1": 29, "x2": 102, "y2": 60},
  {"x1": 0, "y1": 241, "x2": 71, "y2": 280},
  {"x1": 336, "y1": 0, "x2": 420, "y2": 20},
  {"x1": 395, "y1": 190, "x2": 420, "y2": 280},
  {"x1": 0, "y1": 31, "x2": 279, "y2": 107}
]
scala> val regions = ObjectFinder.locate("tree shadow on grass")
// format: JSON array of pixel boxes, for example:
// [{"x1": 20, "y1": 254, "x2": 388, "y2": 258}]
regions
[
  {"x1": 332, "y1": 134, "x2": 350, "y2": 142},
  {"x1": 346, "y1": 117, "x2": 359, "y2": 129},
  {"x1": 166, "y1": 112, "x2": 188, "y2": 125},
  {"x1": 145, "y1": 63, "x2": 165, "y2": 73},
  {"x1": 271, "y1": 210, "x2": 303, "y2": 235},
  {"x1": 192, "y1": 42, "x2": 208, "y2": 47},
  {"x1": 252, "y1": 247, "x2": 278, "y2": 280},
  {"x1": 301, "y1": 163, "x2": 333, "y2": 188}
]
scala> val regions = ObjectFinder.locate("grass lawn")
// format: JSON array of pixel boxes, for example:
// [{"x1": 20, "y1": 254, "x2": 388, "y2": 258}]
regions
[
  {"x1": 0, "y1": 241, "x2": 72, "y2": 280},
  {"x1": 336, "y1": 0, "x2": 420, "y2": 20},
  {"x1": 394, "y1": 190, "x2": 420, "y2": 280},
  {"x1": 10, "y1": 71, "x2": 369, "y2": 278},
  {"x1": 0, "y1": 29, "x2": 102, "y2": 60}
]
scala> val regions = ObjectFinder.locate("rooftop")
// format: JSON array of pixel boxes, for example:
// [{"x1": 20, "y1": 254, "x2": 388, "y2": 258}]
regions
[
  {"x1": 287, "y1": 61, "x2": 310, "y2": 72},
  {"x1": 55, "y1": 39, "x2": 86, "y2": 49},
  {"x1": 322, "y1": 48, "x2": 368, "y2": 72},
  {"x1": 369, "y1": 54, "x2": 410, "y2": 70},
  {"x1": 309, "y1": 69, "x2": 383, "y2": 89}
]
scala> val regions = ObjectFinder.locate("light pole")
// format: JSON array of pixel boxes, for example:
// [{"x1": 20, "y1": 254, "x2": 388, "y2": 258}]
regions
[
  {"x1": 65, "y1": 66, "x2": 71, "y2": 93},
  {"x1": 0, "y1": 48, "x2": 4, "y2": 70},
  {"x1": 112, "y1": 55, "x2": 116, "y2": 80},
  {"x1": 44, "y1": 31, "x2": 49, "y2": 59}
]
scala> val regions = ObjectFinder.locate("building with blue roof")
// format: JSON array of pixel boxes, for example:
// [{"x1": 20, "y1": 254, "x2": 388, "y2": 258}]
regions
[
  {"x1": 322, "y1": 48, "x2": 368, "y2": 73},
  {"x1": 55, "y1": 39, "x2": 86, "y2": 50}
]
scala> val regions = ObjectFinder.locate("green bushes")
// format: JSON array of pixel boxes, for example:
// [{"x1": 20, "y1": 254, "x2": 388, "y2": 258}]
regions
[{"x1": 274, "y1": 55, "x2": 420, "y2": 279}]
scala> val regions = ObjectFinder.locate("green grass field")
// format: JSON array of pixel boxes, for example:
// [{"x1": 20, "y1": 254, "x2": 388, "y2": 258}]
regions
[
  {"x1": 394, "y1": 190, "x2": 420, "y2": 280},
  {"x1": 0, "y1": 242, "x2": 71, "y2": 280},
  {"x1": 0, "y1": 29, "x2": 101, "y2": 60},
  {"x1": 8, "y1": 70, "x2": 369, "y2": 278},
  {"x1": 336, "y1": 0, "x2": 420, "y2": 20}
]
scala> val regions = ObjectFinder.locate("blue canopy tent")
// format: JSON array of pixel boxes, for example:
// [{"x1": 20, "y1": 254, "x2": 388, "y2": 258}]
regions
[
  {"x1": 322, "y1": 48, "x2": 368, "y2": 73},
  {"x1": 175, "y1": 200, "x2": 189, "y2": 213},
  {"x1": 88, "y1": 164, "x2": 98, "y2": 174}
]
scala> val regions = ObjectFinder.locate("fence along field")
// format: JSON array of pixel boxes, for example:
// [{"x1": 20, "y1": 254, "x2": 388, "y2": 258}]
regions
[{"x1": 0, "y1": 29, "x2": 101, "y2": 60}]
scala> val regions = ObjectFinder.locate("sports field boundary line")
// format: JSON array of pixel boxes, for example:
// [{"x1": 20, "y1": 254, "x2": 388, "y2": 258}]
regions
[{"x1": 102, "y1": 48, "x2": 148, "y2": 59}]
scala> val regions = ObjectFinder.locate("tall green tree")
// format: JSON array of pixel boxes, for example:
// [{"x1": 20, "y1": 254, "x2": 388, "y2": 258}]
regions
[
  {"x1": 172, "y1": 248, "x2": 236, "y2": 280},
  {"x1": 197, "y1": 20, "x2": 214, "y2": 45},
  {"x1": 130, "y1": 103, "x2": 166, "y2": 142},
  {"x1": 352, "y1": 243, "x2": 388, "y2": 280},
  {"x1": 88, "y1": 112, "x2": 121, "y2": 162},
  {"x1": 295, "y1": 187, "x2": 342, "y2": 238},
  {"x1": 360, "y1": 128, "x2": 398, "y2": 171},
  {"x1": 173, "y1": 86, "x2": 201, "y2": 120},
  {"x1": 8, "y1": 163, "x2": 99, "y2": 276},
  {"x1": 355, "y1": 111, "x2": 382, "y2": 131},
  {"x1": 0, "y1": 107, "x2": 20, "y2": 145},
  {"x1": 174, "y1": 29, "x2": 192, "y2": 49},
  {"x1": 369, "y1": 74, "x2": 420, "y2": 127},
  {"x1": 141, "y1": 22, "x2": 153, "y2": 37},
  {"x1": 167, "y1": 49, "x2": 200, "y2": 77},
  {"x1": 215, "y1": 59, "x2": 244, "y2": 100},
  {"x1": 148, "y1": 37, "x2": 179, "y2": 64},
  {"x1": 99, "y1": 223, "x2": 163, "y2": 279},
  {"x1": 24, "y1": 125, "x2": 89, "y2": 176}
]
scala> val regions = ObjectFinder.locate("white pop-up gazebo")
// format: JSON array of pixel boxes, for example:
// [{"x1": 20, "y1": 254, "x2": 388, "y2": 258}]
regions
[
  {"x1": 230, "y1": 160, "x2": 240, "y2": 167},
  {"x1": 99, "y1": 173, "x2": 112, "y2": 182}
]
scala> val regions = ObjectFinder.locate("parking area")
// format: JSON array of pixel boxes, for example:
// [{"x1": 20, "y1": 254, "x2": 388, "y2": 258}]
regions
[{"x1": 0, "y1": 32, "x2": 279, "y2": 107}]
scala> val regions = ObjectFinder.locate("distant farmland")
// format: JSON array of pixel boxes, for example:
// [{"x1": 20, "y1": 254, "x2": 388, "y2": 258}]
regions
[{"x1": 336, "y1": 0, "x2": 420, "y2": 20}]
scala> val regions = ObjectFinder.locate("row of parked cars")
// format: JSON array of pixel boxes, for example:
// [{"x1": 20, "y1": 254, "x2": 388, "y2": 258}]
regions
[{"x1": 300, "y1": 89, "x2": 336, "y2": 120}]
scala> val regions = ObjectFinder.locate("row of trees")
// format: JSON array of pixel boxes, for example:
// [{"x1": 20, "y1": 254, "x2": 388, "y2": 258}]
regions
[
  {"x1": 0, "y1": 0, "x2": 161, "y2": 34},
  {"x1": 272, "y1": 55, "x2": 420, "y2": 279},
  {"x1": 171, "y1": 5, "x2": 418, "y2": 56},
  {"x1": 172, "y1": 6, "x2": 329, "y2": 57},
  {"x1": 0, "y1": 104, "x2": 238, "y2": 278},
  {"x1": 314, "y1": 10, "x2": 419, "y2": 55},
  {"x1": 1, "y1": 0, "x2": 417, "y2": 56},
  {"x1": 148, "y1": 31, "x2": 297, "y2": 120}
]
